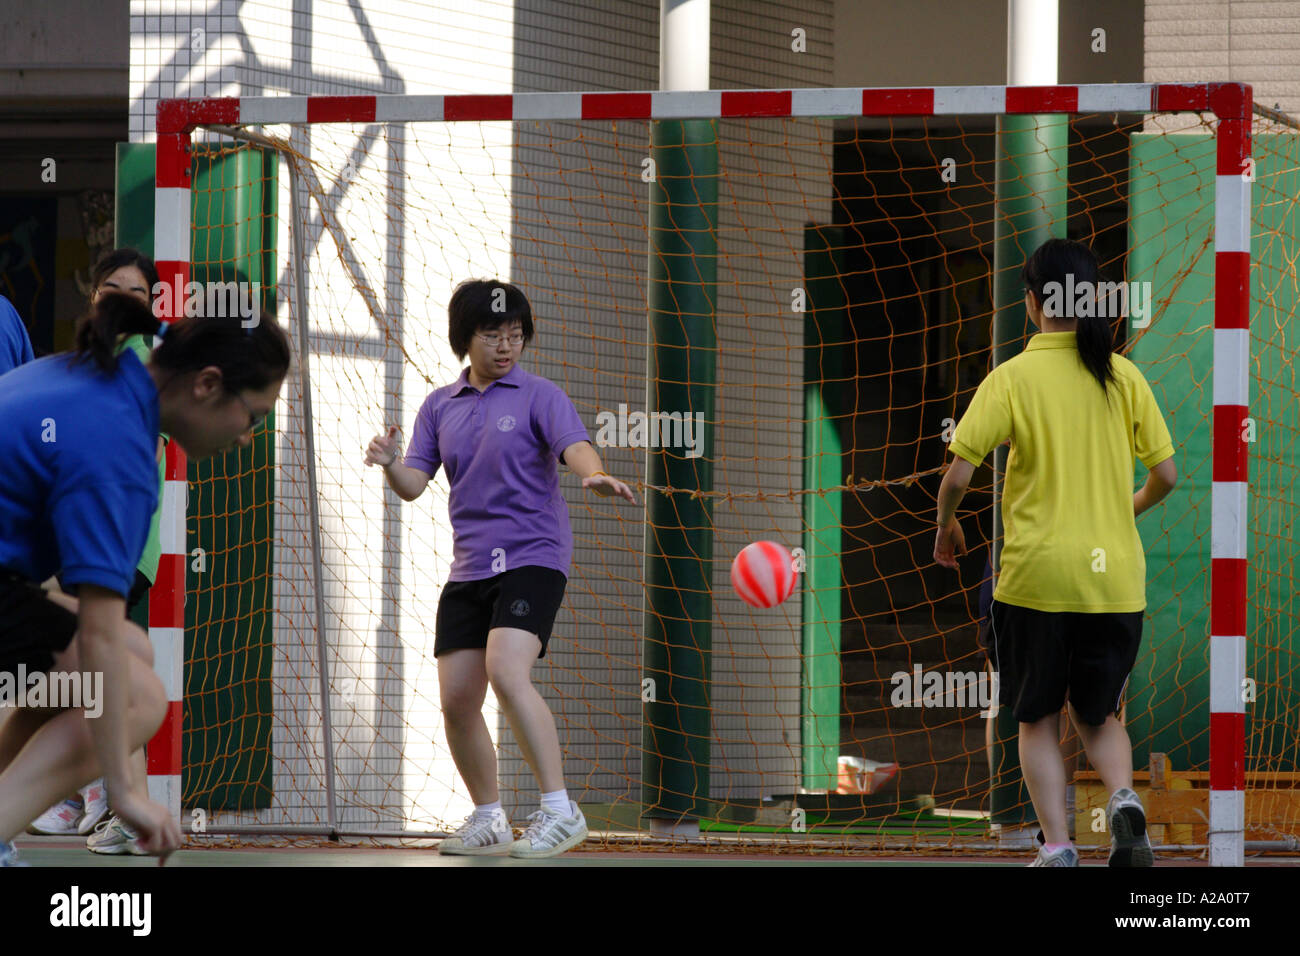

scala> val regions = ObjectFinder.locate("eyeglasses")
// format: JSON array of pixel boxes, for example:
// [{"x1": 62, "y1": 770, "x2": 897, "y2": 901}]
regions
[
  {"x1": 233, "y1": 391, "x2": 266, "y2": 432},
  {"x1": 474, "y1": 331, "x2": 525, "y2": 348}
]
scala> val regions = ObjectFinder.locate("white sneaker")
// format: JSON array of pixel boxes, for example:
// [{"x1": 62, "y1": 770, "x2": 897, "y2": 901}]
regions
[
  {"x1": 438, "y1": 809, "x2": 514, "y2": 856},
  {"x1": 508, "y1": 801, "x2": 588, "y2": 859},
  {"x1": 78, "y1": 781, "x2": 110, "y2": 835},
  {"x1": 86, "y1": 815, "x2": 147, "y2": 856},
  {"x1": 28, "y1": 798, "x2": 83, "y2": 835}
]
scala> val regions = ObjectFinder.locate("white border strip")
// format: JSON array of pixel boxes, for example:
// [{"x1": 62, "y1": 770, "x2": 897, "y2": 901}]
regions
[
  {"x1": 146, "y1": 775, "x2": 181, "y2": 821},
  {"x1": 238, "y1": 96, "x2": 309, "y2": 126},
  {"x1": 792, "y1": 87, "x2": 864, "y2": 117},
  {"x1": 514, "y1": 93, "x2": 583, "y2": 121},
  {"x1": 154, "y1": 188, "x2": 190, "y2": 261},
  {"x1": 1076, "y1": 83, "x2": 1153, "y2": 113},
  {"x1": 1215, "y1": 175, "x2": 1251, "y2": 254},
  {"x1": 933, "y1": 86, "x2": 1006, "y2": 115},
  {"x1": 1212, "y1": 329, "x2": 1250, "y2": 407},
  {"x1": 1209, "y1": 634, "x2": 1247, "y2": 714},
  {"x1": 148, "y1": 626, "x2": 185, "y2": 702},
  {"x1": 1211, "y1": 482, "x2": 1248, "y2": 560},
  {"x1": 376, "y1": 95, "x2": 443, "y2": 122},
  {"x1": 1209, "y1": 790, "x2": 1245, "y2": 867},
  {"x1": 651, "y1": 90, "x2": 721, "y2": 119},
  {"x1": 160, "y1": 480, "x2": 186, "y2": 555}
]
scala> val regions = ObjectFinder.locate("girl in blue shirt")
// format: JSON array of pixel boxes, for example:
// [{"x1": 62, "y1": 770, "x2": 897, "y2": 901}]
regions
[{"x1": 0, "y1": 291, "x2": 290, "y2": 863}]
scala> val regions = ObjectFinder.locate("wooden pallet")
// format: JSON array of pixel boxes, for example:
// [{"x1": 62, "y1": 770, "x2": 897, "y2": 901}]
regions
[{"x1": 1074, "y1": 753, "x2": 1300, "y2": 846}]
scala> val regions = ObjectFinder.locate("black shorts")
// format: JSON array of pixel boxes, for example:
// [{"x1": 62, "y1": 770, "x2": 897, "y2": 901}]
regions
[
  {"x1": 0, "y1": 570, "x2": 152, "y2": 677},
  {"x1": 0, "y1": 575, "x2": 79, "y2": 677},
  {"x1": 435, "y1": 566, "x2": 567, "y2": 659},
  {"x1": 990, "y1": 599, "x2": 1143, "y2": 726}
]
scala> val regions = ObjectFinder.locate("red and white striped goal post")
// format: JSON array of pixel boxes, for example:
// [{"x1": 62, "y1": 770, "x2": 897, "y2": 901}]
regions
[{"x1": 152, "y1": 82, "x2": 1252, "y2": 864}]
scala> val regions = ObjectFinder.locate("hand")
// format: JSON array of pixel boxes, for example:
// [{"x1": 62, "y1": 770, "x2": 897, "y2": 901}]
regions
[
  {"x1": 110, "y1": 789, "x2": 183, "y2": 862},
  {"x1": 582, "y1": 473, "x2": 637, "y2": 504},
  {"x1": 365, "y1": 425, "x2": 401, "y2": 467},
  {"x1": 934, "y1": 517, "x2": 967, "y2": 568}
]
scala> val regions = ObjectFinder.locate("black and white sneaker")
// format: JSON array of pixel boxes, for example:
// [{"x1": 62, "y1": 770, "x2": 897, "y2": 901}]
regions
[{"x1": 1107, "y1": 787, "x2": 1154, "y2": 867}]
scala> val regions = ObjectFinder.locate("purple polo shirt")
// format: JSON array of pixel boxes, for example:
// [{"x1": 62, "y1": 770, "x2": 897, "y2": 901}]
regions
[{"x1": 405, "y1": 364, "x2": 591, "y2": 581}]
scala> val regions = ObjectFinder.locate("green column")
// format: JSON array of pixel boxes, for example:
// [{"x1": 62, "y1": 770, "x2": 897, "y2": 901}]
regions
[
  {"x1": 641, "y1": 119, "x2": 718, "y2": 822},
  {"x1": 989, "y1": 114, "x2": 1067, "y2": 826},
  {"x1": 185, "y1": 143, "x2": 279, "y2": 810},
  {"x1": 801, "y1": 224, "x2": 846, "y2": 790},
  {"x1": 114, "y1": 141, "x2": 279, "y2": 809}
]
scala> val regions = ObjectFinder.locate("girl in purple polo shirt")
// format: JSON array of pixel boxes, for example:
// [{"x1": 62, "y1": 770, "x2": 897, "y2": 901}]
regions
[{"x1": 365, "y1": 280, "x2": 634, "y2": 858}]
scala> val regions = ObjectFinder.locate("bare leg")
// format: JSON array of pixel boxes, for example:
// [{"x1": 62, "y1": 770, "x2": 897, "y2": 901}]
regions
[
  {"x1": 129, "y1": 747, "x2": 148, "y2": 796},
  {"x1": 485, "y1": 628, "x2": 564, "y2": 795},
  {"x1": 1068, "y1": 704, "x2": 1134, "y2": 794},
  {"x1": 1060, "y1": 710, "x2": 1080, "y2": 836},
  {"x1": 0, "y1": 709, "x2": 60, "y2": 776},
  {"x1": 984, "y1": 660, "x2": 995, "y2": 785},
  {"x1": 0, "y1": 652, "x2": 166, "y2": 842},
  {"x1": 1018, "y1": 714, "x2": 1069, "y2": 845},
  {"x1": 22, "y1": 591, "x2": 155, "y2": 807},
  {"x1": 438, "y1": 648, "x2": 497, "y2": 805}
]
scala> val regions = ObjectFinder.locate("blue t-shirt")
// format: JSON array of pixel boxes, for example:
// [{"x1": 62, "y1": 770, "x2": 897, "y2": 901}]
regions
[
  {"x1": 0, "y1": 295, "x2": 34, "y2": 375},
  {"x1": 0, "y1": 349, "x2": 160, "y2": 597}
]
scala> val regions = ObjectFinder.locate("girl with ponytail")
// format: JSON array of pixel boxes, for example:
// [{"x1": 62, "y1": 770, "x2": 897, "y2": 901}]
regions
[
  {"x1": 0, "y1": 278, "x2": 290, "y2": 864},
  {"x1": 932, "y1": 237, "x2": 1178, "y2": 867}
]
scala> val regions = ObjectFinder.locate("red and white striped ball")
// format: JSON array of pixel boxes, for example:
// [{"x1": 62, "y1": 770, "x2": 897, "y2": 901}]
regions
[{"x1": 730, "y1": 541, "x2": 798, "y2": 609}]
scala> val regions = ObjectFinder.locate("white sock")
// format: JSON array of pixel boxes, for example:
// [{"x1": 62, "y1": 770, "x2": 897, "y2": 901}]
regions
[
  {"x1": 540, "y1": 789, "x2": 570, "y2": 815},
  {"x1": 474, "y1": 801, "x2": 503, "y2": 818}
]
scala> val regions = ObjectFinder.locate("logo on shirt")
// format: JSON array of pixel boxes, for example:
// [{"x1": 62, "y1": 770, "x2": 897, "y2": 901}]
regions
[
  {"x1": 510, "y1": 599, "x2": 531, "y2": 617},
  {"x1": 497, "y1": 415, "x2": 517, "y2": 432}
]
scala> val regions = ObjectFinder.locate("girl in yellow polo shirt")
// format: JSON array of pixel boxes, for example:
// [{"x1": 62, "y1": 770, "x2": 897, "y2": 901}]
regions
[{"x1": 934, "y1": 238, "x2": 1177, "y2": 867}]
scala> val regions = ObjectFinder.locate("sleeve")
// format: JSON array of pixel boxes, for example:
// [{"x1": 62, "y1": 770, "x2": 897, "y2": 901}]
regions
[
  {"x1": 949, "y1": 370, "x2": 1013, "y2": 467},
  {"x1": 51, "y1": 477, "x2": 156, "y2": 598},
  {"x1": 402, "y1": 394, "x2": 442, "y2": 477},
  {"x1": 124, "y1": 337, "x2": 171, "y2": 447},
  {"x1": 1133, "y1": 373, "x2": 1175, "y2": 469},
  {"x1": 532, "y1": 383, "x2": 591, "y2": 459},
  {"x1": 121, "y1": 334, "x2": 152, "y2": 366}
]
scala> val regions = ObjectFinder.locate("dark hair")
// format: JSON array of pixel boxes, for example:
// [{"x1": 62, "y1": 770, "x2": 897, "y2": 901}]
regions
[
  {"x1": 71, "y1": 291, "x2": 291, "y2": 393},
  {"x1": 90, "y1": 248, "x2": 160, "y2": 302},
  {"x1": 1021, "y1": 238, "x2": 1116, "y2": 400},
  {"x1": 447, "y1": 279, "x2": 534, "y2": 361}
]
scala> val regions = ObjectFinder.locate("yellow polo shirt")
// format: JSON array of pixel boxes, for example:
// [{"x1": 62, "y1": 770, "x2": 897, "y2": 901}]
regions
[{"x1": 950, "y1": 332, "x2": 1174, "y2": 613}]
